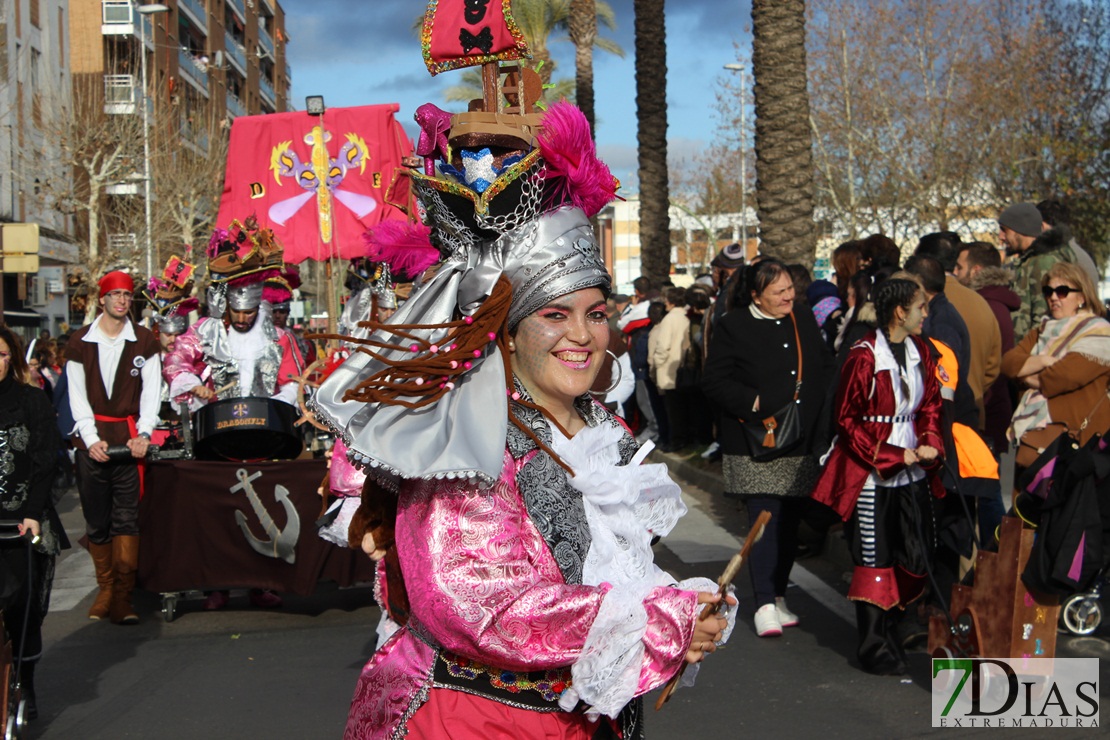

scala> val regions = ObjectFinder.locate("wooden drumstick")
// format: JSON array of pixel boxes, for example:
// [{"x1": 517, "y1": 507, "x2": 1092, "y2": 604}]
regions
[
  {"x1": 654, "y1": 509, "x2": 772, "y2": 711},
  {"x1": 213, "y1": 381, "x2": 237, "y2": 396}
]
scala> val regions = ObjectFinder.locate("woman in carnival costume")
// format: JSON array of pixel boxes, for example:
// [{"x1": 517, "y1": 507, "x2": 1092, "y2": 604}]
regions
[
  {"x1": 811, "y1": 278, "x2": 945, "y2": 675},
  {"x1": 311, "y1": 66, "x2": 734, "y2": 740}
]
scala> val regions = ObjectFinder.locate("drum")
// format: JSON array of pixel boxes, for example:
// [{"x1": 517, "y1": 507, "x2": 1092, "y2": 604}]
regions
[{"x1": 193, "y1": 397, "x2": 303, "y2": 461}]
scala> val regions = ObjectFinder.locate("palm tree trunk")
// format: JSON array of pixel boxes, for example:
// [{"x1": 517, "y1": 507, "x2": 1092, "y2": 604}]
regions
[
  {"x1": 634, "y1": 0, "x2": 671, "y2": 286},
  {"x1": 569, "y1": 0, "x2": 598, "y2": 136},
  {"x1": 751, "y1": 0, "x2": 816, "y2": 267}
]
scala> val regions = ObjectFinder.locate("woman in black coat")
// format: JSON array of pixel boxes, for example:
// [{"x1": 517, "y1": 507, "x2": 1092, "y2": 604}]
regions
[
  {"x1": 702, "y1": 259, "x2": 834, "y2": 637},
  {"x1": 0, "y1": 325, "x2": 65, "y2": 720}
]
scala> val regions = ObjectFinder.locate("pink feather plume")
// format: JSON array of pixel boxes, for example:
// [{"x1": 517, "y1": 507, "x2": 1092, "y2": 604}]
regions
[
  {"x1": 363, "y1": 220, "x2": 438, "y2": 280},
  {"x1": 262, "y1": 284, "x2": 292, "y2": 304},
  {"x1": 536, "y1": 101, "x2": 618, "y2": 218}
]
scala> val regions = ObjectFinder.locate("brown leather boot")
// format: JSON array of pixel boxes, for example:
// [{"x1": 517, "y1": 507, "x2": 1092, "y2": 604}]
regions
[
  {"x1": 110, "y1": 535, "x2": 140, "y2": 625},
  {"x1": 88, "y1": 541, "x2": 114, "y2": 620}
]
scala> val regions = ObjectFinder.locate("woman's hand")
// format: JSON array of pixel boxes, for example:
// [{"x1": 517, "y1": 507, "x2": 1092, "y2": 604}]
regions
[
  {"x1": 915, "y1": 445, "x2": 939, "y2": 463},
  {"x1": 685, "y1": 592, "x2": 733, "y2": 664},
  {"x1": 192, "y1": 384, "x2": 215, "y2": 400},
  {"x1": 903, "y1": 448, "x2": 919, "y2": 466},
  {"x1": 18, "y1": 519, "x2": 40, "y2": 539}
]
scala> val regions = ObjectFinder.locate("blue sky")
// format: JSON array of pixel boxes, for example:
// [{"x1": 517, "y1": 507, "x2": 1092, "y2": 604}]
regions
[{"x1": 280, "y1": 0, "x2": 753, "y2": 192}]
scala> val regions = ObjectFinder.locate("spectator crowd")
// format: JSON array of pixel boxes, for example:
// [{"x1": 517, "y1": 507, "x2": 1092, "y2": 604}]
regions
[{"x1": 606, "y1": 197, "x2": 1110, "y2": 675}]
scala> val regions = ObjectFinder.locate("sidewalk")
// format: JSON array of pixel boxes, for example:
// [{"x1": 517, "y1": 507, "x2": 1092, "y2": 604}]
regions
[{"x1": 651, "y1": 447, "x2": 855, "y2": 574}]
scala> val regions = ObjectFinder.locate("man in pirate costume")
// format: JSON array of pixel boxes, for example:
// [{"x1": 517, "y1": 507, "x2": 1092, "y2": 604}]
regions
[
  {"x1": 143, "y1": 256, "x2": 199, "y2": 392},
  {"x1": 65, "y1": 271, "x2": 162, "y2": 625},
  {"x1": 311, "y1": 3, "x2": 735, "y2": 735},
  {"x1": 336, "y1": 258, "x2": 402, "y2": 341},
  {"x1": 163, "y1": 217, "x2": 301, "y2": 412},
  {"x1": 263, "y1": 267, "x2": 311, "y2": 385}
]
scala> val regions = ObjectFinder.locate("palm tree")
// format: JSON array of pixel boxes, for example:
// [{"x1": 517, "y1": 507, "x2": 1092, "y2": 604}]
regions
[
  {"x1": 751, "y1": 0, "x2": 816, "y2": 266},
  {"x1": 567, "y1": 0, "x2": 623, "y2": 136},
  {"x1": 634, "y1": 0, "x2": 670, "y2": 285}
]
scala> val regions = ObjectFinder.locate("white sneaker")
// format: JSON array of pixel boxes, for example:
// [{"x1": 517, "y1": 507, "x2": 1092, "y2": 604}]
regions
[
  {"x1": 775, "y1": 597, "x2": 799, "y2": 627},
  {"x1": 754, "y1": 603, "x2": 783, "y2": 637},
  {"x1": 700, "y1": 441, "x2": 720, "y2": 459}
]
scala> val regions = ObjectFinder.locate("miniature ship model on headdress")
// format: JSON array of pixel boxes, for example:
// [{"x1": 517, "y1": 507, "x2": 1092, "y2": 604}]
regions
[
  {"x1": 310, "y1": 0, "x2": 620, "y2": 486},
  {"x1": 144, "y1": 254, "x2": 200, "y2": 336}
]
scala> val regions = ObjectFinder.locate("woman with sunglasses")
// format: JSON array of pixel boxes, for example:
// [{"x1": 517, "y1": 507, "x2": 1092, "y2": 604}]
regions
[{"x1": 1003, "y1": 262, "x2": 1110, "y2": 469}]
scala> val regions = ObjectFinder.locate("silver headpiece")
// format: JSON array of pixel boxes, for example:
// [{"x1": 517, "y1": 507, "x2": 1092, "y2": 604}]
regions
[
  {"x1": 154, "y1": 313, "x2": 189, "y2": 336},
  {"x1": 311, "y1": 206, "x2": 610, "y2": 485},
  {"x1": 227, "y1": 282, "x2": 264, "y2": 311}
]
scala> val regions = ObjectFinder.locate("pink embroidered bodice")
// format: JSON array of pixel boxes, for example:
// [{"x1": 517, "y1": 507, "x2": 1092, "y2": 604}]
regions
[{"x1": 344, "y1": 448, "x2": 700, "y2": 739}]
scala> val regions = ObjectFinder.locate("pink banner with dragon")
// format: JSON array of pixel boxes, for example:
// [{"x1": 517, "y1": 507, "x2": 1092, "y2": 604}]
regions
[{"x1": 216, "y1": 105, "x2": 413, "y2": 264}]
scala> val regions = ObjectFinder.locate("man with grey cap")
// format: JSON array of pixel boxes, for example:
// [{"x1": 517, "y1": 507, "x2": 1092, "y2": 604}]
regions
[{"x1": 999, "y1": 201, "x2": 1084, "y2": 338}]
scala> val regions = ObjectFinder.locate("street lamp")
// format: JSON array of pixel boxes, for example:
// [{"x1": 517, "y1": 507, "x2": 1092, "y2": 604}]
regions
[
  {"x1": 305, "y1": 95, "x2": 326, "y2": 116},
  {"x1": 723, "y1": 63, "x2": 748, "y2": 254},
  {"x1": 137, "y1": 3, "x2": 169, "y2": 278}
]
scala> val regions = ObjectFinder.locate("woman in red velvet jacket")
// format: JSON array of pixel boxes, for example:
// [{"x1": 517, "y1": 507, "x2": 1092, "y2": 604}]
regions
[{"x1": 811, "y1": 277, "x2": 945, "y2": 676}]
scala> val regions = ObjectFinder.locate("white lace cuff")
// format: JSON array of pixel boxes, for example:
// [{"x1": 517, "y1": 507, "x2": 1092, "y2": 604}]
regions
[{"x1": 558, "y1": 580, "x2": 654, "y2": 718}]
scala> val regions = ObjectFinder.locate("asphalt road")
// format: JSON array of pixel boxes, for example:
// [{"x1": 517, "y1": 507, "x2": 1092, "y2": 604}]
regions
[{"x1": 26, "y1": 472, "x2": 1110, "y2": 739}]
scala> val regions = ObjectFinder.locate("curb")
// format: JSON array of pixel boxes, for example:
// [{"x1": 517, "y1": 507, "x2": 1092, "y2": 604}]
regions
[{"x1": 654, "y1": 449, "x2": 855, "y2": 575}]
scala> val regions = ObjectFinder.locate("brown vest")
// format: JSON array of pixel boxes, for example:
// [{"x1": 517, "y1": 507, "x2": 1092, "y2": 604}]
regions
[{"x1": 66, "y1": 319, "x2": 161, "y2": 447}]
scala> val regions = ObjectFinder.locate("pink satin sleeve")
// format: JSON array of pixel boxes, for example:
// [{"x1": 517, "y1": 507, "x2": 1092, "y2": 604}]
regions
[
  {"x1": 639, "y1": 586, "x2": 698, "y2": 693},
  {"x1": 329, "y1": 438, "x2": 366, "y2": 497},
  {"x1": 162, "y1": 324, "x2": 209, "y2": 404},
  {"x1": 397, "y1": 451, "x2": 607, "y2": 672}
]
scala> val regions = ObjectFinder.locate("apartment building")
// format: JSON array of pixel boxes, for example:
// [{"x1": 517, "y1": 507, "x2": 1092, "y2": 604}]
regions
[
  {"x1": 71, "y1": 0, "x2": 290, "y2": 127},
  {"x1": 0, "y1": 0, "x2": 76, "y2": 336}
]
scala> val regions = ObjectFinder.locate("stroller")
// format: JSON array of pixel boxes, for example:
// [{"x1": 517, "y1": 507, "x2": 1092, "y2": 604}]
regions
[
  {"x1": 1012, "y1": 434, "x2": 1109, "y2": 638},
  {"x1": 1059, "y1": 569, "x2": 1105, "y2": 636}
]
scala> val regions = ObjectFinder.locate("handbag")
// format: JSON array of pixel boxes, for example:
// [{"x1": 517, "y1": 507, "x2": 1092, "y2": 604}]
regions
[
  {"x1": 1015, "y1": 388, "x2": 1110, "y2": 469},
  {"x1": 742, "y1": 314, "x2": 804, "y2": 461}
]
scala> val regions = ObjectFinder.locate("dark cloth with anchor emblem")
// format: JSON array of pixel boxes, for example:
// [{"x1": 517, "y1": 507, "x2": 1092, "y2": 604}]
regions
[{"x1": 138, "y1": 459, "x2": 376, "y2": 595}]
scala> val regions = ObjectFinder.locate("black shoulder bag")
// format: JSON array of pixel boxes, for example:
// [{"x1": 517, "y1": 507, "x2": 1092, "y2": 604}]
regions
[{"x1": 742, "y1": 313, "x2": 804, "y2": 460}]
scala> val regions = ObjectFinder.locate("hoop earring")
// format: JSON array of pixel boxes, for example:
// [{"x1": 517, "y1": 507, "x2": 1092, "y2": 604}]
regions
[{"x1": 601, "y1": 349, "x2": 623, "y2": 394}]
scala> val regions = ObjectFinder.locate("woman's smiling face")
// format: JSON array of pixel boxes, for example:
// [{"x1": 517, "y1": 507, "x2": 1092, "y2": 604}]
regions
[{"x1": 510, "y1": 288, "x2": 609, "y2": 412}]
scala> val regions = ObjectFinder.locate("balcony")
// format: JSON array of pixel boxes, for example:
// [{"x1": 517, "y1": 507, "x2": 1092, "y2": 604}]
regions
[
  {"x1": 101, "y1": 0, "x2": 155, "y2": 42},
  {"x1": 226, "y1": 92, "x2": 246, "y2": 118},
  {"x1": 101, "y1": 0, "x2": 131, "y2": 33},
  {"x1": 178, "y1": 48, "x2": 209, "y2": 95},
  {"x1": 227, "y1": 0, "x2": 245, "y2": 23},
  {"x1": 178, "y1": 0, "x2": 208, "y2": 32},
  {"x1": 224, "y1": 31, "x2": 247, "y2": 74},
  {"x1": 259, "y1": 74, "x2": 275, "y2": 107},
  {"x1": 258, "y1": 25, "x2": 274, "y2": 58},
  {"x1": 103, "y1": 75, "x2": 136, "y2": 114}
]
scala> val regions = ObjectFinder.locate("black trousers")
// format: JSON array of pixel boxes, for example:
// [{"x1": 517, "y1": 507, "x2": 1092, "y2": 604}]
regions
[
  {"x1": 0, "y1": 538, "x2": 50, "y2": 663},
  {"x1": 743, "y1": 496, "x2": 804, "y2": 608},
  {"x1": 75, "y1": 450, "x2": 140, "y2": 542}
]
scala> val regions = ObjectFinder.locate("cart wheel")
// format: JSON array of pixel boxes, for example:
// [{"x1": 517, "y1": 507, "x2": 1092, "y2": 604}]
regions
[
  {"x1": 162, "y1": 594, "x2": 178, "y2": 623},
  {"x1": 1060, "y1": 593, "x2": 1101, "y2": 636},
  {"x1": 5, "y1": 698, "x2": 25, "y2": 740}
]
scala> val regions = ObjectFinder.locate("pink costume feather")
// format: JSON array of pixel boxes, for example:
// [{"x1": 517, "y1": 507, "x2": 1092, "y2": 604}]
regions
[
  {"x1": 536, "y1": 102, "x2": 619, "y2": 219},
  {"x1": 363, "y1": 220, "x2": 439, "y2": 280}
]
